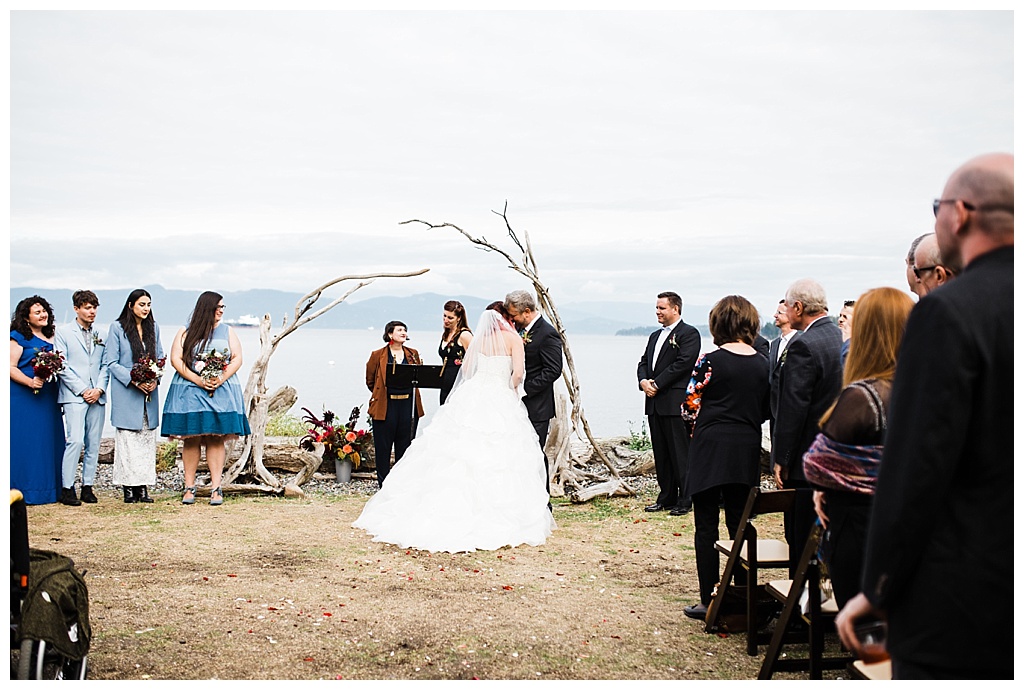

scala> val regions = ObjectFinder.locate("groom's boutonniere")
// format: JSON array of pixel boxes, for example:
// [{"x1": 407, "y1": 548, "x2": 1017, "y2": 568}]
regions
[
  {"x1": 521, "y1": 331, "x2": 532, "y2": 345},
  {"x1": 668, "y1": 334, "x2": 678, "y2": 349},
  {"x1": 92, "y1": 332, "x2": 104, "y2": 347}
]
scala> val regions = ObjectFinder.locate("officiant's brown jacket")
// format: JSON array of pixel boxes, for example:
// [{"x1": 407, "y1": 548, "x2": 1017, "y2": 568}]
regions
[{"x1": 365, "y1": 345, "x2": 425, "y2": 420}]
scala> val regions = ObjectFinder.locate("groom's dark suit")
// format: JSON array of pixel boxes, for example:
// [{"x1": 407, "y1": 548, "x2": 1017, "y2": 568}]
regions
[
  {"x1": 521, "y1": 315, "x2": 563, "y2": 492},
  {"x1": 636, "y1": 319, "x2": 701, "y2": 511}
]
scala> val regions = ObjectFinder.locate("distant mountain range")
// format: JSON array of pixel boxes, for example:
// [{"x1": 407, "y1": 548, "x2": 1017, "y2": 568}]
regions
[{"x1": 9, "y1": 286, "x2": 715, "y2": 335}]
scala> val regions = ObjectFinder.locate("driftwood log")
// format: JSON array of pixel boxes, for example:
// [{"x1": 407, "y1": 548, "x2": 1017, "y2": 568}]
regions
[
  {"x1": 404, "y1": 206, "x2": 634, "y2": 501},
  {"x1": 218, "y1": 269, "x2": 428, "y2": 496}
]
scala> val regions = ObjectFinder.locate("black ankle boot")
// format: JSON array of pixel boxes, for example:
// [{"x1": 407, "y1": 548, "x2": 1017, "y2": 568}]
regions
[
  {"x1": 123, "y1": 486, "x2": 137, "y2": 503},
  {"x1": 137, "y1": 486, "x2": 154, "y2": 503},
  {"x1": 61, "y1": 487, "x2": 81, "y2": 506},
  {"x1": 80, "y1": 485, "x2": 98, "y2": 503}
]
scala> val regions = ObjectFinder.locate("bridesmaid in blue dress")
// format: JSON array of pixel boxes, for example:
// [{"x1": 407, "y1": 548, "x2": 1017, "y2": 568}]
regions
[
  {"x1": 161, "y1": 291, "x2": 251, "y2": 506},
  {"x1": 9, "y1": 296, "x2": 65, "y2": 505}
]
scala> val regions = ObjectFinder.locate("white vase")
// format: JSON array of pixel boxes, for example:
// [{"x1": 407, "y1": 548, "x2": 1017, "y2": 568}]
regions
[{"x1": 334, "y1": 457, "x2": 353, "y2": 484}]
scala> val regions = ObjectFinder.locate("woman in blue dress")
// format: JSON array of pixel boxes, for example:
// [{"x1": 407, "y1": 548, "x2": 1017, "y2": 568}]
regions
[
  {"x1": 9, "y1": 296, "x2": 65, "y2": 505},
  {"x1": 162, "y1": 291, "x2": 251, "y2": 506},
  {"x1": 103, "y1": 288, "x2": 165, "y2": 504}
]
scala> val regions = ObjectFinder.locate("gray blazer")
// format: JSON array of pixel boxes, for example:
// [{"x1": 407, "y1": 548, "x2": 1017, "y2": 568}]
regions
[
  {"x1": 102, "y1": 321, "x2": 164, "y2": 431},
  {"x1": 55, "y1": 321, "x2": 109, "y2": 405}
]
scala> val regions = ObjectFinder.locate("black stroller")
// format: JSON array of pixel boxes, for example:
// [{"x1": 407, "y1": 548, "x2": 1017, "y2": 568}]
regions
[{"x1": 10, "y1": 489, "x2": 90, "y2": 680}]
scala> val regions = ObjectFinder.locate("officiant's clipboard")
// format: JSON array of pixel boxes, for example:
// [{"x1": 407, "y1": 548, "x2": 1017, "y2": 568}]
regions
[{"x1": 388, "y1": 363, "x2": 444, "y2": 389}]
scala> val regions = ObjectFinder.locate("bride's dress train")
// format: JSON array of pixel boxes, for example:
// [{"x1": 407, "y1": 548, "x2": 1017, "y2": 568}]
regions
[{"x1": 352, "y1": 354, "x2": 555, "y2": 553}]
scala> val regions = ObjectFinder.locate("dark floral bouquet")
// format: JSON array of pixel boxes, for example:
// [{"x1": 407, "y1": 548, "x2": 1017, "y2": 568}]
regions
[
  {"x1": 300, "y1": 405, "x2": 372, "y2": 469},
  {"x1": 30, "y1": 348, "x2": 65, "y2": 394},
  {"x1": 130, "y1": 354, "x2": 167, "y2": 402},
  {"x1": 193, "y1": 348, "x2": 230, "y2": 397}
]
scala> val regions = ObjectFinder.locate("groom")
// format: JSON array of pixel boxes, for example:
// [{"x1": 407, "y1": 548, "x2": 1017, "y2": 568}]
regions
[{"x1": 505, "y1": 290, "x2": 563, "y2": 494}]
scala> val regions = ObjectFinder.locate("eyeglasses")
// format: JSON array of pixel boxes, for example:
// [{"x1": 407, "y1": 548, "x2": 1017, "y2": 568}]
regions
[
  {"x1": 933, "y1": 198, "x2": 974, "y2": 217},
  {"x1": 216, "y1": 304, "x2": 226, "y2": 311},
  {"x1": 912, "y1": 265, "x2": 937, "y2": 279}
]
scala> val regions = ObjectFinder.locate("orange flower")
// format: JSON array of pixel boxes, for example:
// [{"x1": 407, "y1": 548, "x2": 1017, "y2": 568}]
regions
[
  {"x1": 342, "y1": 444, "x2": 353, "y2": 454},
  {"x1": 345, "y1": 431, "x2": 357, "y2": 442}
]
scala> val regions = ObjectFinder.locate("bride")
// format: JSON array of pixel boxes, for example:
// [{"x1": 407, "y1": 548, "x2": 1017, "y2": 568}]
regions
[{"x1": 352, "y1": 303, "x2": 555, "y2": 553}]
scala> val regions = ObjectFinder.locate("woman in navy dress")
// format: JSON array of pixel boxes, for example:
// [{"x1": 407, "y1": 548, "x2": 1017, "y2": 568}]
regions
[
  {"x1": 162, "y1": 291, "x2": 251, "y2": 506},
  {"x1": 9, "y1": 296, "x2": 65, "y2": 505},
  {"x1": 103, "y1": 288, "x2": 165, "y2": 504},
  {"x1": 438, "y1": 300, "x2": 473, "y2": 404},
  {"x1": 681, "y1": 295, "x2": 770, "y2": 621}
]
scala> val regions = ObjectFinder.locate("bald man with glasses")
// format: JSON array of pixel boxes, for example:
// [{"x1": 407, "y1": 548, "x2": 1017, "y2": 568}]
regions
[{"x1": 911, "y1": 233, "x2": 957, "y2": 296}]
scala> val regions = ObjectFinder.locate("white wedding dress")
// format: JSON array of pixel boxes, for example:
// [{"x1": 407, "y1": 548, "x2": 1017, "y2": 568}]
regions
[{"x1": 352, "y1": 353, "x2": 555, "y2": 553}]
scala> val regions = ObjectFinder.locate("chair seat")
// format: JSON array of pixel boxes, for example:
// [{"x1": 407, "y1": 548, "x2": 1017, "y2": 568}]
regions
[
  {"x1": 715, "y1": 538, "x2": 790, "y2": 566},
  {"x1": 850, "y1": 659, "x2": 892, "y2": 680},
  {"x1": 766, "y1": 579, "x2": 839, "y2": 614}
]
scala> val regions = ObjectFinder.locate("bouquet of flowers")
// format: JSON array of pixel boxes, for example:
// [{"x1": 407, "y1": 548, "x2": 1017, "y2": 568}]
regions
[
  {"x1": 130, "y1": 354, "x2": 167, "y2": 402},
  {"x1": 193, "y1": 348, "x2": 230, "y2": 397},
  {"x1": 300, "y1": 405, "x2": 372, "y2": 470},
  {"x1": 30, "y1": 348, "x2": 65, "y2": 395}
]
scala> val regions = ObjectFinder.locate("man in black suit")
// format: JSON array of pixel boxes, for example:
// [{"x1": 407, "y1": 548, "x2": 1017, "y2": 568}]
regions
[
  {"x1": 505, "y1": 290, "x2": 563, "y2": 494},
  {"x1": 767, "y1": 299, "x2": 798, "y2": 435},
  {"x1": 771, "y1": 279, "x2": 842, "y2": 571},
  {"x1": 636, "y1": 291, "x2": 701, "y2": 516},
  {"x1": 836, "y1": 153, "x2": 1013, "y2": 679}
]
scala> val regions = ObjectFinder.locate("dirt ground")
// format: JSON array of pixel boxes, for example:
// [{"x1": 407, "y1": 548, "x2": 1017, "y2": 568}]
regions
[{"x1": 17, "y1": 483, "x2": 843, "y2": 681}]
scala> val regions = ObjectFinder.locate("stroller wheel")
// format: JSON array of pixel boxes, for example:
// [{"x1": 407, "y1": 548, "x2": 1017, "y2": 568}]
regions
[{"x1": 15, "y1": 638, "x2": 87, "y2": 680}]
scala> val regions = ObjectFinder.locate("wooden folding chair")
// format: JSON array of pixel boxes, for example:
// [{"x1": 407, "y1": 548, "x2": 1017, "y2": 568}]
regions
[
  {"x1": 758, "y1": 524, "x2": 853, "y2": 679},
  {"x1": 704, "y1": 487, "x2": 796, "y2": 655},
  {"x1": 849, "y1": 659, "x2": 892, "y2": 680}
]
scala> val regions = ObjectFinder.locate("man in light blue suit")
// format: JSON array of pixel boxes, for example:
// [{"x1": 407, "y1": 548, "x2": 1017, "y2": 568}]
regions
[{"x1": 55, "y1": 290, "x2": 109, "y2": 506}]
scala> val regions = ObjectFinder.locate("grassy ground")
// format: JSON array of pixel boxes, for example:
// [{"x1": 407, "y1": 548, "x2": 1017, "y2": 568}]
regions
[{"x1": 16, "y1": 483, "x2": 847, "y2": 681}]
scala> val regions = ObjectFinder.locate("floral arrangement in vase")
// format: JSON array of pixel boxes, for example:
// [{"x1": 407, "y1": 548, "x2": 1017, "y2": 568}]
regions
[{"x1": 300, "y1": 405, "x2": 372, "y2": 470}]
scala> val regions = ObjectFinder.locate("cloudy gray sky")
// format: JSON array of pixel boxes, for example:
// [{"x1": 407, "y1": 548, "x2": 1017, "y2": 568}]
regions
[{"x1": 9, "y1": 10, "x2": 1014, "y2": 319}]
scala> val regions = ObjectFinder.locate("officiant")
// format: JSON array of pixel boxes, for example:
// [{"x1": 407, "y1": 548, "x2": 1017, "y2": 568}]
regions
[{"x1": 365, "y1": 320, "x2": 425, "y2": 487}]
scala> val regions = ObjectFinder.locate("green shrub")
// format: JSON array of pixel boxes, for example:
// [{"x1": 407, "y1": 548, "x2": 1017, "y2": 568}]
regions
[
  {"x1": 266, "y1": 410, "x2": 306, "y2": 437},
  {"x1": 626, "y1": 419, "x2": 652, "y2": 452},
  {"x1": 155, "y1": 440, "x2": 179, "y2": 472}
]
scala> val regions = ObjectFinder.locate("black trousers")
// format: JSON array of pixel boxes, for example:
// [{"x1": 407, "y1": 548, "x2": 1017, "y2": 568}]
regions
[
  {"x1": 372, "y1": 397, "x2": 414, "y2": 487},
  {"x1": 531, "y1": 419, "x2": 551, "y2": 495},
  {"x1": 648, "y1": 413, "x2": 691, "y2": 509},
  {"x1": 782, "y1": 479, "x2": 815, "y2": 578},
  {"x1": 820, "y1": 490, "x2": 872, "y2": 610},
  {"x1": 693, "y1": 483, "x2": 750, "y2": 605}
]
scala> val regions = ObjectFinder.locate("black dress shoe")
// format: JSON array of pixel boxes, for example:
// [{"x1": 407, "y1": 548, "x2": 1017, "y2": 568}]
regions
[
  {"x1": 60, "y1": 487, "x2": 82, "y2": 506},
  {"x1": 669, "y1": 505, "x2": 692, "y2": 516},
  {"x1": 80, "y1": 485, "x2": 98, "y2": 503},
  {"x1": 644, "y1": 503, "x2": 667, "y2": 512},
  {"x1": 684, "y1": 603, "x2": 708, "y2": 621}
]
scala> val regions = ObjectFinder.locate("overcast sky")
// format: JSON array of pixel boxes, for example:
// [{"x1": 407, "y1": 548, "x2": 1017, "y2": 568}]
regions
[{"x1": 8, "y1": 10, "x2": 1014, "y2": 320}]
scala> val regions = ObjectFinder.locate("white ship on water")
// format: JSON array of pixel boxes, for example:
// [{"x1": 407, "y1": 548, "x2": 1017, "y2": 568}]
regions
[{"x1": 224, "y1": 314, "x2": 261, "y2": 328}]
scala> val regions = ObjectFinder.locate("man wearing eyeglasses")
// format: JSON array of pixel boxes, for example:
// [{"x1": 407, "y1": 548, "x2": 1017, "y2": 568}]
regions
[
  {"x1": 911, "y1": 233, "x2": 957, "y2": 296},
  {"x1": 836, "y1": 153, "x2": 1013, "y2": 679}
]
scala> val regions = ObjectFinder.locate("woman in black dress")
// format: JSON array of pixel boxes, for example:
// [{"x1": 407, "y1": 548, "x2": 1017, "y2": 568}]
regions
[
  {"x1": 682, "y1": 295, "x2": 770, "y2": 621},
  {"x1": 438, "y1": 300, "x2": 473, "y2": 404}
]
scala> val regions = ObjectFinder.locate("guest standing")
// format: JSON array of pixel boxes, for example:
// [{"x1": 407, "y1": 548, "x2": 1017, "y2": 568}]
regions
[
  {"x1": 162, "y1": 291, "x2": 251, "y2": 506},
  {"x1": 771, "y1": 278, "x2": 843, "y2": 573},
  {"x1": 636, "y1": 291, "x2": 701, "y2": 516},
  {"x1": 802, "y1": 287, "x2": 913, "y2": 609},
  {"x1": 103, "y1": 289, "x2": 165, "y2": 504},
  {"x1": 366, "y1": 320, "x2": 424, "y2": 487},
  {"x1": 55, "y1": 290, "x2": 109, "y2": 506},
  {"x1": 438, "y1": 300, "x2": 473, "y2": 404},
  {"x1": 9, "y1": 296, "x2": 64, "y2": 505},
  {"x1": 681, "y1": 296, "x2": 770, "y2": 621}
]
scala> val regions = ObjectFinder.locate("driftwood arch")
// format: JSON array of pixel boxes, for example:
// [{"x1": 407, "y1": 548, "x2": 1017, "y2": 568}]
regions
[
  {"x1": 219, "y1": 269, "x2": 428, "y2": 495},
  {"x1": 402, "y1": 204, "x2": 634, "y2": 501}
]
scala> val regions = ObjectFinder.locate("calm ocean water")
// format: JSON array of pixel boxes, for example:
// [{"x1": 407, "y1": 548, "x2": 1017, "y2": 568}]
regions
[{"x1": 106, "y1": 326, "x2": 714, "y2": 440}]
